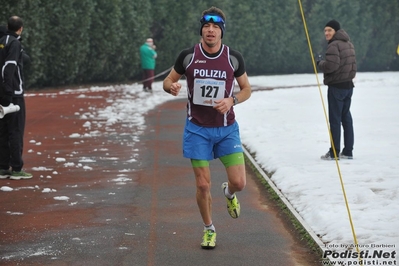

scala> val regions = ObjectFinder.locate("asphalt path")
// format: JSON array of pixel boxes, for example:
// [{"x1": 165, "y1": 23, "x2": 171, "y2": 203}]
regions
[{"x1": 0, "y1": 87, "x2": 321, "y2": 265}]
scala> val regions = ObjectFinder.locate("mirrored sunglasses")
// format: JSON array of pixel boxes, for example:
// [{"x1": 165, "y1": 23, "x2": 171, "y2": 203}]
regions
[{"x1": 201, "y1": 14, "x2": 225, "y2": 24}]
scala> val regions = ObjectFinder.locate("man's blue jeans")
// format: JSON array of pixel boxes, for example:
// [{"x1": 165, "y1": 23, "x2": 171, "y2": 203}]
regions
[{"x1": 327, "y1": 86, "x2": 354, "y2": 157}]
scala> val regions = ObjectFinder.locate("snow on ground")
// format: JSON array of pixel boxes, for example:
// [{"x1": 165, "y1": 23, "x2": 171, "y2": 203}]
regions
[{"x1": 236, "y1": 72, "x2": 399, "y2": 264}]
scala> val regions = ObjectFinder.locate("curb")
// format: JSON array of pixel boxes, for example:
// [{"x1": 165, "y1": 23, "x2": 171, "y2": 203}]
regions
[{"x1": 243, "y1": 146, "x2": 330, "y2": 262}]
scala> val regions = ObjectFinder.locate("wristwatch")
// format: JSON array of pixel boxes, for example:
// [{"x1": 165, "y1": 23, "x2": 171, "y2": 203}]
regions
[{"x1": 232, "y1": 95, "x2": 239, "y2": 106}]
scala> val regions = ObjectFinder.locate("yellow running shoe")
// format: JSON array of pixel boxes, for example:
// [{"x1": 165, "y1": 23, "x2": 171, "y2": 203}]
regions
[
  {"x1": 201, "y1": 229, "x2": 216, "y2": 249},
  {"x1": 221, "y1": 182, "x2": 240, "y2": 218}
]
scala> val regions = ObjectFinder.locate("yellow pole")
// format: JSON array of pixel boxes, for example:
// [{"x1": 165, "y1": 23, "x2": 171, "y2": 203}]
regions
[{"x1": 297, "y1": 0, "x2": 362, "y2": 264}]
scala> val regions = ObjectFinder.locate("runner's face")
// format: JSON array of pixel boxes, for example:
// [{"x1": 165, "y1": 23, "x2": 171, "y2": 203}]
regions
[
  {"x1": 202, "y1": 22, "x2": 222, "y2": 47},
  {"x1": 324, "y1": 27, "x2": 335, "y2": 41}
]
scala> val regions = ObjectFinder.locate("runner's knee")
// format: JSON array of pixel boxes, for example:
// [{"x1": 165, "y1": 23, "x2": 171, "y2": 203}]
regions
[
  {"x1": 192, "y1": 160, "x2": 211, "y2": 192},
  {"x1": 230, "y1": 179, "x2": 246, "y2": 192},
  {"x1": 220, "y1": 153, "x2": 246, "y2": 191}
]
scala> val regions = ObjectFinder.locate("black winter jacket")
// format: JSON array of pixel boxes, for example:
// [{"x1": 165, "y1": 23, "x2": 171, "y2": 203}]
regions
[{"x1": 0, "y1": 30, "x2": 25, "y2": 105}]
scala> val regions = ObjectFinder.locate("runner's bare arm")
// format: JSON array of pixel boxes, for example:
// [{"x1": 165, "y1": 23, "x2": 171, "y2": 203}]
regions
[
  {"x1": 163, "y1": 68, "x2": 183, "y2": 96},
  {"x1": 234, "y1": 72, "x2": 251, "y2": 105}
]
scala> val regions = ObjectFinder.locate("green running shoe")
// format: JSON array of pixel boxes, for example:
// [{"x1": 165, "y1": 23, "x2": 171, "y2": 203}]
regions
[
  {"x1": 10, "y1": 171, "x2": 33, "y2": 180},
  {"x1": 221, "y1": 182, "x2": 240, "y2": 218},
  {"x1": 201, "y1": 229, "x2": 216, "y2": 249}
]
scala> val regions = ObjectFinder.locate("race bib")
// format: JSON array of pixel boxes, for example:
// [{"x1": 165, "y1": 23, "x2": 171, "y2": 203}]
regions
[{"x1": 193, "y1": 78, "x2": 226, "y2": 106}]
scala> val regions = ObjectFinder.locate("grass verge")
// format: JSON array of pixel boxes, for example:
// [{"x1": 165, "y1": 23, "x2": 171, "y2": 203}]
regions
[{"x1": 244, "y1": 150, "x2": 330, "y2": 265}]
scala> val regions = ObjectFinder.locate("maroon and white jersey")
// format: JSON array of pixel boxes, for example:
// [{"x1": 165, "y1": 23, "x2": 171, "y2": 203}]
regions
[{"x1": 184, "y1": 43, "x2": 236, "y2": 127}]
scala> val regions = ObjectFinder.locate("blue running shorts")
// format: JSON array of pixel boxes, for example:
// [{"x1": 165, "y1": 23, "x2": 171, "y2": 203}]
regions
[{"x1": 183, "y1": 118, "x2": 243, "y2": 160}]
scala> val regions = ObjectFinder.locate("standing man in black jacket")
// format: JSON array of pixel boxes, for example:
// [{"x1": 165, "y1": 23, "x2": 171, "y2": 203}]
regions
[
  {"x1": 0, "y1": 16, "x2": 32, "y2": 179},
  {"x1": 317, "y1": 20, "x2": 357, "y2": 161}
]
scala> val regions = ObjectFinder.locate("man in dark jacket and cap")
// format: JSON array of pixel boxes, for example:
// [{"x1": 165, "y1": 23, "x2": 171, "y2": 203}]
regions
[
  {"x1": 0, "y1": 16, "x2": 32, "y2": 179},
  {"x1": 317, "y1": 19, "x2": 357, "y2": 160}
]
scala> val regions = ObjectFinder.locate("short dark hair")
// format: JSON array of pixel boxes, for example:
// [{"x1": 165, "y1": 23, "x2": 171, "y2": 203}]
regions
[
  {"x1": 8, "y1": 16, "x2": 23, "y2": 32},
  {"x1": 202, "y1": 6, "x2": 226, "y2": 22}
]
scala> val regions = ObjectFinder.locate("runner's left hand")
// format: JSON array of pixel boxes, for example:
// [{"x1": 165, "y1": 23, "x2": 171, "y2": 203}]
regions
[{"x1": 214, "y1": 98, "x2": 233, "y2": 114}]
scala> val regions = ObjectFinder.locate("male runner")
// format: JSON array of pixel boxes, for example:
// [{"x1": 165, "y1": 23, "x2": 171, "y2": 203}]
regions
[{"x1": 163, "y1": 6, "x2": 251, "y2": 249}]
